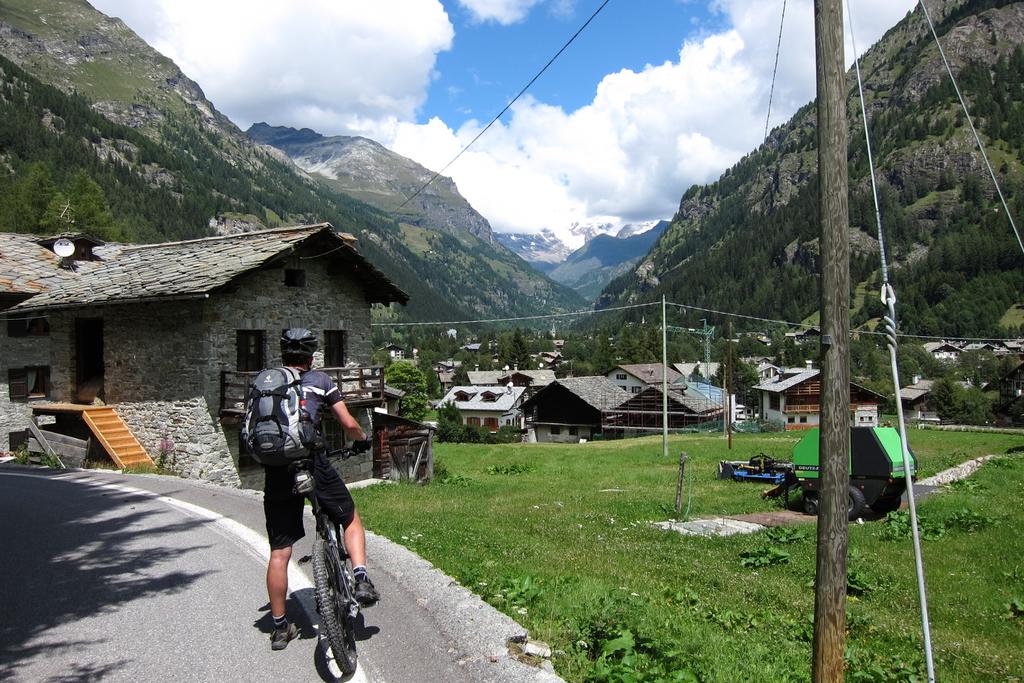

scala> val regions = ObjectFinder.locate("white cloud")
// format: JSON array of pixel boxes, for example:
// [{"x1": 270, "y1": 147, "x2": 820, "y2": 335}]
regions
[
  {"x1": 385, "y1": 27, "x2": 770, "y2": 243},
  {"x1": 90, "y1": 0, "x2": 454, "y2": 135},
  {"x1": 456, "y1": 0, "x2": 545, "y2": 25}
]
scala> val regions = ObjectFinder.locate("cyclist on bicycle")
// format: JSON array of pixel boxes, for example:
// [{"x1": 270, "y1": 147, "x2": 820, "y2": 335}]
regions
[{"x1": 264, "y1": 327, "x2": 380, "y2": 651}]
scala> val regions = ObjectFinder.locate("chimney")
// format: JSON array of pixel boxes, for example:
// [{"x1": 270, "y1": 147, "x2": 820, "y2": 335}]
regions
[
  {"x1": 805, "y1": 360, "x2": 813, "y2": 370},
  {"x1": 912, "y1": 375, "x2": 920, "y2": 385}
]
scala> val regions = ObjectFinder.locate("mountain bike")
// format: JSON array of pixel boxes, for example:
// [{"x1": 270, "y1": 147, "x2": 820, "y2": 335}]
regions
[{"x1": 292, "y1": 442, "x2": 368, "y2": 676}]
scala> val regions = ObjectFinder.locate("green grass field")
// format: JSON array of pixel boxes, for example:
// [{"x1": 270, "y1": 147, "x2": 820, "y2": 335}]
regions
[{"x1": 353, "y1": 431, "x2": 1024, "y2": 682}]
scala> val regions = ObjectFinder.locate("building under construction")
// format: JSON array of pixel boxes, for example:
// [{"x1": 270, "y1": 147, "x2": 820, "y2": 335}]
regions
[{"x1": 602, "y1": 384, "x2": 722, "y2": 435}]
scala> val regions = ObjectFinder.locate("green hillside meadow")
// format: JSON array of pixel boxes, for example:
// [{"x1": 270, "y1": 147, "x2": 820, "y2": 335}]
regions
[{"x1": 354, "y1": 431, "x2": 1024, "y2": 682}]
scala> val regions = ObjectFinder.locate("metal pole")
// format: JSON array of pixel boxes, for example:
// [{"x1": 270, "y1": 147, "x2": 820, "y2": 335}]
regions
[
  {"x1": 662, "y1": 295, "x2": 669, "y2": 458},
  {"x1": 726, "y1": 321, "x2": 733, "y2": 449},
  {"x1": 812, "y1": 0, "x2": 850, "y2": 680}
]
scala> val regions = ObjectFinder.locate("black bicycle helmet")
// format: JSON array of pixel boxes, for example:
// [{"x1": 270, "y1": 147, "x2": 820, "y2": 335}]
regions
[{"x1": 281, "y1": 327, "x2": 318, "y2": 357}]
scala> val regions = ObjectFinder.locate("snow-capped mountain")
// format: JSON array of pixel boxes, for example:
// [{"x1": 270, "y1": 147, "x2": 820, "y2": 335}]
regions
[
  {"x1": 616, "y1": 220, "x2": 662, "y2": 239},
  {"x1": 497, "y1": 219, "x2": 665, "y2": 266},
  {"x1": 494, "y1": 228, "x2": 574, "y2": 266}
]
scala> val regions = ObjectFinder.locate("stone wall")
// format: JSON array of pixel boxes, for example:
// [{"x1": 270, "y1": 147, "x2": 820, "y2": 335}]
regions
[
  {"x1": 0, "y1": 324, "x2": 53, "y2": 450},
  {"x1": 2, "y1": 246, "x2": 381, "y2": 485}
]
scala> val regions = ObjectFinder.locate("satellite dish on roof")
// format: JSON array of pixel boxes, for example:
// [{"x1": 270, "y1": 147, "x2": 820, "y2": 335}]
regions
[{"x1": 53, "y1": 238, "x2": 75, "y2": 258}]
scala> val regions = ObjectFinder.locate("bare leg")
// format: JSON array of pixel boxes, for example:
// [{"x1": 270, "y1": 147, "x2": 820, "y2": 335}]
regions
[
  {"x1": 343, "y1": 510, "x2": 368, "y2": 568},
  {"x1": 267, "y1": 546, "x2": 292, "y2": 617}
]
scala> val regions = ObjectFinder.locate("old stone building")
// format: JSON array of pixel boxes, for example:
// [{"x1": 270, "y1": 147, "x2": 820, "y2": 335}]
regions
[{"x1": 1, "y1": 224, "x2": 408, "y2": 485}]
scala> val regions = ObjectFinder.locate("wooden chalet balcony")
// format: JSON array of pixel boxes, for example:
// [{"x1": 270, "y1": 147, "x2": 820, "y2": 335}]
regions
[
  {"x1": 220, "y1": 366, "x2": 385, "y2": 418},
  {"x1": 782, "y1": 402, "x2": 876, "y2": 414}
]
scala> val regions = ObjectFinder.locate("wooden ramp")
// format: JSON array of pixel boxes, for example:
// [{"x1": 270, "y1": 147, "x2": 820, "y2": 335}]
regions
[
  {"x1": 81, "y1": 407, "x2": 154, "y2": 468},
  {"x1": 31, "y1": 404, "x2": 154, "y2": 469}
]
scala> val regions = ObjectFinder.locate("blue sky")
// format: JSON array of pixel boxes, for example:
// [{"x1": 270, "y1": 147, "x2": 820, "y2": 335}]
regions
[
  {"x1": 91, "y1": 0, "x2": 917, "y2": 246},
  {"x1": 427, "y1": 1, "x2": 723, "y2": 127}
]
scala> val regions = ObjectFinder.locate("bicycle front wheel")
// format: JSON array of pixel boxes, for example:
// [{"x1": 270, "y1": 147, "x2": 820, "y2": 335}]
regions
[{"x1": 312, "y1": 537, "x2": 357, "y2": 675}]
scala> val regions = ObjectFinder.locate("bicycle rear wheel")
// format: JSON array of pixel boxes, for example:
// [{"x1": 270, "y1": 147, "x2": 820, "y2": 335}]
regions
[{"x1": 312, "y1": 537, "x2": 357, "y2": 675}]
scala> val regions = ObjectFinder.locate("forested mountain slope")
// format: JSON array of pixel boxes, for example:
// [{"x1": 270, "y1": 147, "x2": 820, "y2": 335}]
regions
[
  {"x1": 599, "y1": 0, "x2": 1024, "y2": 338},
  {"x1": 0, "y1": 0, "x2": 583, "y2": 320}
]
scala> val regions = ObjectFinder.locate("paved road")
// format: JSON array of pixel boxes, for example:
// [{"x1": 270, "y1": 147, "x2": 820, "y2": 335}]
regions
[{"x1": 0, "y1": 466, "x2": 562, "y2": 683}]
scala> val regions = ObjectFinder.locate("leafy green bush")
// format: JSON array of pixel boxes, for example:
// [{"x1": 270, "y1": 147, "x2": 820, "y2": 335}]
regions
[
  {"x1": 845, "y1": 647, "x2": 927, "y2": 682},
  {"x1": 740, "y1": 546, "x2": 790, "y2": 568},
  {"x1": 435, "y1": 401, "x2": 464, "y2": 443},
  {"x1": 878, "y1": 510, "x2": 946, "y2": 541},
  {"x1": 433, "y1": 459, "x2": 473, "y2": 486},
  {"x1": 486, "y1": 462, "x2": 533, "y2": 475},
  {"x1": 1005, "y1": 598, "x2": 1024, "y2": 622},
  {"x1": 948, "y1": 477, "x2": 986, "y2": 493},
  {"x1": 489, "y1": 575, "x2": 544, "y2": 609},
  {"x1": 12, "y1": 444, "x2": 30, "y2": 465},
  {"x1": 944, "y1": 507, "x2": 995, "y2": 532},
  {"x1": 846, "y1": 567, "x2": 878, "y2": 596},
  {"x1": 765, "y1": 526, "x2": 810, "y2": 544}
]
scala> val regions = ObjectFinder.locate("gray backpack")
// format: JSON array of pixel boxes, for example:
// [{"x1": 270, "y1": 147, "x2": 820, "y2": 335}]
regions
[{"x1": 241, "y1": 367, "x2": 314, "y2": 466}]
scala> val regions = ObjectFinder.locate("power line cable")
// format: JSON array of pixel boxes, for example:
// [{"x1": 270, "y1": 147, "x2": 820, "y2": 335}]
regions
[
  {"x1": 764, "y1": 0, "x2": 788, "y2": 143},
  {"x1": 370, "y1": 301, "x2": 656, "y2": 327},
  {"x1": 398, "y1": 0, "x2": 614, "y2": 210}
]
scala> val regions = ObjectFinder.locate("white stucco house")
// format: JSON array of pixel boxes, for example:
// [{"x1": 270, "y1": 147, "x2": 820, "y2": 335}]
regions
[{"x1": 437, "y1": 384, "x2": 527, "y2": 432}]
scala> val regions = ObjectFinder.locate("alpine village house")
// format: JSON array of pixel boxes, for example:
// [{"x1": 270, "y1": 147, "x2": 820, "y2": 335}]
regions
[{"x1": 1, "y1": 224, "x2": 408, "y2": 486}]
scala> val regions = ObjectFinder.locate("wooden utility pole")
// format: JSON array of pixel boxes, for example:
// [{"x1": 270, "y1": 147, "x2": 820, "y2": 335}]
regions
[
  {"x1": 662, "y1": 295, "x2": 669, "y2": 459},
  {"x1": 812, "y1": 0, "x2": 851, "y2": 681}
]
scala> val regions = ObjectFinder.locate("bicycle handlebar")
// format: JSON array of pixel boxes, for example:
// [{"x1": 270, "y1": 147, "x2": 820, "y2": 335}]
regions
[{"x1": 326, "y1": 439, "x2": 371, "y2": 460}]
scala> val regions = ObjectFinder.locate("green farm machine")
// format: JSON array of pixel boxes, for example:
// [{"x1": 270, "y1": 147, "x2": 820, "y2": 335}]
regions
[{"x1": 790, "y1": 426, "x2": 917, "y2": 520}]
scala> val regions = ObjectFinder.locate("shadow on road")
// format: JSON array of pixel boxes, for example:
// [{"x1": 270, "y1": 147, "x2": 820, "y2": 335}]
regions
[{"x1": 0, "y1": 470, "x2": 214, "y2": 681}]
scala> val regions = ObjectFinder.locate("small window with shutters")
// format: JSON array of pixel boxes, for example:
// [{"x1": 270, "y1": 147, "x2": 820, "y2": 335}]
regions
[
  {"x1": 9, "y1": 366, "x2": 49, "y2": 401},
  {"x1": 8, "y1": 368, "x2": 27, "y2": 401}
]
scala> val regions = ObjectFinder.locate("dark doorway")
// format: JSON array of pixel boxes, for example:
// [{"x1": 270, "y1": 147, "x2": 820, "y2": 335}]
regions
[{"x1": 75, "y1": 318, "x2": 104, "y2": 403}]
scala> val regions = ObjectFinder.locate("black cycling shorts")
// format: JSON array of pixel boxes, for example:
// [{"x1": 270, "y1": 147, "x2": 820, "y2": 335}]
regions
[{"x1": 263, "y1": 452, "x2": 356, "y2": 550}]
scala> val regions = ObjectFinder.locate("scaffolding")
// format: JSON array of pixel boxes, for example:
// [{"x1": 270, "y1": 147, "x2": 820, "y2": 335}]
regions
[{"x1": 601, "y1": 385, "x2": 722, "y2": 435}]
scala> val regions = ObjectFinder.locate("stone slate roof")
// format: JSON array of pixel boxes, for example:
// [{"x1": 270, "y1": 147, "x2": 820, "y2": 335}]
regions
[
  {"x1": 467, "y1": 369, "x2": 556, "y2": 386},
  {"x1": 438, "y1": 385, "x2": 526, "y2": 412},
  {"x1": 614, "y1": 363, "x2": 683, "y2": 385},
  {"x1": 923, "y1": 341, "x2": 962, "y2": 353},
  {"x1": 672, "y1": 361, "x2": 720, "y2": 379},
  {"x1": 899, "y1": 379, "x2": 935, "y2": 402},
  {"x1": 551, "y1": 376, "x2": 628, "y2": 411},
  {"x1": 0, "y1": 233, "x2": 68, "y2": 295},
  {"x1": 7, "y1": 224, "x2": 408, "y2": 312}
]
